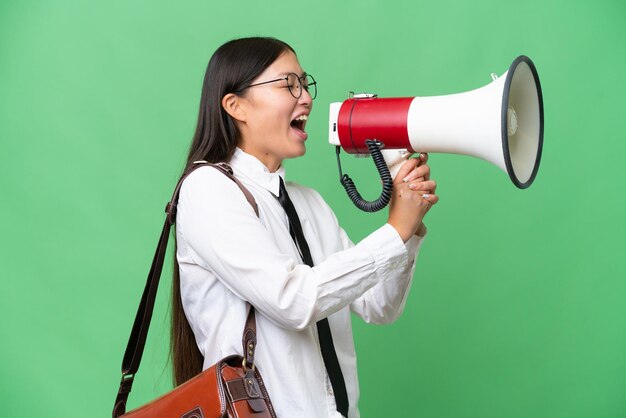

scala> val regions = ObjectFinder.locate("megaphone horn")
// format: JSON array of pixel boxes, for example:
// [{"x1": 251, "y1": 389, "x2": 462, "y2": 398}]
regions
[{"x1": 329, "y1": 55, "x2": 544, "y2": 212}]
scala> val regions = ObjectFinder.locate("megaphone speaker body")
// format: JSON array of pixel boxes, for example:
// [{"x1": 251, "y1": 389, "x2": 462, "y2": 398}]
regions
[{"x1": 329, "y1": 56, "x2": 544, "y2": 188}]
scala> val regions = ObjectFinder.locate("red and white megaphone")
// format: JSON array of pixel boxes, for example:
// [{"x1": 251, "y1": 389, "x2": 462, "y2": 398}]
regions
[{"x1": 329, "y1": 55, "x2": 544, "y2": 212}]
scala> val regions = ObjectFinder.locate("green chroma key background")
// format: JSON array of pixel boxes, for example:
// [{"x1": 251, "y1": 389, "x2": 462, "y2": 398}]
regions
[{"x1": 1, "y1": 0, "x2": 624, "y2": 416}]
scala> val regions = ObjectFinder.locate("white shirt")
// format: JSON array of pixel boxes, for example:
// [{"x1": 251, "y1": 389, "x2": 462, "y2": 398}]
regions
[{"x1": 176, "y1": 148, "x2": 425, "y2": 418}]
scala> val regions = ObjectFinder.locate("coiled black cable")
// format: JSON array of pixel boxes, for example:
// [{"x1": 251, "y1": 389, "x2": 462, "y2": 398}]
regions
[{"x1": 337, "y1": 140, "x2": 393, "y2": 212}]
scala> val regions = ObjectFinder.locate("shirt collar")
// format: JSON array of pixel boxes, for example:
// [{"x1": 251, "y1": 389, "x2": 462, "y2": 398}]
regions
[{"x1": 229, "y1": 147, "x2": 285, "y2": 197}]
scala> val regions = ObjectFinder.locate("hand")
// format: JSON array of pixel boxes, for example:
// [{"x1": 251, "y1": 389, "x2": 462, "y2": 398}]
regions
[{"x1": 387, "y1": 153, "x2": 439, "y2": 242}]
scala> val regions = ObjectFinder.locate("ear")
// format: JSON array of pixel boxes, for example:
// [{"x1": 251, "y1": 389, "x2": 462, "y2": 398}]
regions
[{"x1": 221, "y1": 93, "x2": 246, "y2": 123}]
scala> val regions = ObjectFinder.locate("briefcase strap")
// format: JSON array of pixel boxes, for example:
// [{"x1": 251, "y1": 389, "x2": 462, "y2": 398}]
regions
[{"x1": 113, "y1": 161, "x2": 260, "y2": 418}]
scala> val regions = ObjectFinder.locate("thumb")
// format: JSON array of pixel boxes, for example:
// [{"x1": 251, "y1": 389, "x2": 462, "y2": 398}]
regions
[{"x1": 393, "y1": 158, "x2": 419, "y2": 185}]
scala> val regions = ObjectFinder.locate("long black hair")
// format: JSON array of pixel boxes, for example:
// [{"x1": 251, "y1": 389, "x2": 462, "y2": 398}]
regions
[
  {"x1": 185, "y1": 37, "x2": 295, "y2": 165},
  {"x1": 171, "y1": 37, "x2": 295, "y2": 387}
]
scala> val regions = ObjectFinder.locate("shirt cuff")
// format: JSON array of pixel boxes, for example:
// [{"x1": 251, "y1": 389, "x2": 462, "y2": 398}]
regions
[{"x1": 407, "y1": 222, "x2": 427, "y2": 252}]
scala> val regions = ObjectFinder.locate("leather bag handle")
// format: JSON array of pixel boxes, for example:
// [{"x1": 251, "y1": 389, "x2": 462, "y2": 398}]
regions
[{"x1": 113, "y1": 162, "x2": 259, "y2": 418}]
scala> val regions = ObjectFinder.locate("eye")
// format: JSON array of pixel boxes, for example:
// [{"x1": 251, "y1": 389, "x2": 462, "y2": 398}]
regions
[{"x1": 286, "y1": 74, "x2": 300, "y2": 88}]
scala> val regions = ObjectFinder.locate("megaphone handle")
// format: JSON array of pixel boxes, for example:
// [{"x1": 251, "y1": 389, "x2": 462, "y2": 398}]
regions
[{"x1": 336, "y1": 140, "x2": 393, "y2": 213}]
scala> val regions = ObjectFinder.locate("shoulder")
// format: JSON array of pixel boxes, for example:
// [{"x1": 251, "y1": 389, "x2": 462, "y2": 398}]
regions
[
  {"x1": 178, "y1": 165, "x2": 254, "y2": 215},
  {"x1": 181, "y1": 165, "x2": 234, "y2": 192},
  {"x1": 180, "y1": 165, "x2": 247, "y2": 200}
]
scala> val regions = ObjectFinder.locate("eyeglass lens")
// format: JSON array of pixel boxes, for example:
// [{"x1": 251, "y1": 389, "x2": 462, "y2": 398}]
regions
[{"x1": 287, "y1": 73, "x2": 317, "y2": 100}]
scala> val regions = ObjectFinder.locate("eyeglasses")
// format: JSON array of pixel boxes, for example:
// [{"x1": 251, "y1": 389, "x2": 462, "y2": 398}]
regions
[{"x1": 236, "y1": 73, "x2": 317, "y2": 100}]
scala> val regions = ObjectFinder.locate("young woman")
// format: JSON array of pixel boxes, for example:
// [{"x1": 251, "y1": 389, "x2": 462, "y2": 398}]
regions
[{"x1": 171, "y1": 37, "x2": 438, "y2": 418}]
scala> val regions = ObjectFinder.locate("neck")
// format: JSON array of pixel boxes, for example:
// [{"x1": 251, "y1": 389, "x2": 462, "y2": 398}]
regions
[{"x1": 238, "y1": 144, "x2": 282, "y2": 173}]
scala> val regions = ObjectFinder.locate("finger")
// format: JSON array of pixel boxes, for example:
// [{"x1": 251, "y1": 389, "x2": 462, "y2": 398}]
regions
[
  {"x1": 416, "y1": 154, "x2": 430, "y2": 180},
  {"x1": 402, "y1": 164, "x2": 430, "y2": 183},
  {"x1": 421, "y1": 193, "x2": 439, "y2": 205},
  {"x1": 395, "y1": 158, "x2": 419, "y2": 185},
  {"x1": 408, "y1": 180, "x2": 436, "y2": 192}
]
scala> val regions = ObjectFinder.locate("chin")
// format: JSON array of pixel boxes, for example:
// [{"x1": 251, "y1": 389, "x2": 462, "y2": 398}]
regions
[
  {"x1": 284, "y1": 142, "x2": 306, "y2": 159},
  {"x1": 294, "y1": 143, "x2": 307, "y2": 157}
]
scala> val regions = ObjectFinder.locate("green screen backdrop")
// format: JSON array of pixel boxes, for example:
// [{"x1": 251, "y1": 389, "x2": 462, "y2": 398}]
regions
[{"x1": 1, "y1": 0, "x2": 625, "y2": 417}]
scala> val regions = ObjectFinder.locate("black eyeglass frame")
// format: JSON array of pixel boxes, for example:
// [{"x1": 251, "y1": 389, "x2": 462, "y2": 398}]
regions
[{"x1": 234, "y1": 73, "x2": 317, "y2": 100}]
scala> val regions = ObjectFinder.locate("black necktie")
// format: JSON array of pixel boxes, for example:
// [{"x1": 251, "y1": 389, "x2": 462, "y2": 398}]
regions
[{"x1": 277, "y1": 177, "x2": 349, "y2": 417}]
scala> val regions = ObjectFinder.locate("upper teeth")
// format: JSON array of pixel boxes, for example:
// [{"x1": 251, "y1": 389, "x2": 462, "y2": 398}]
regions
[{"x1": 295, "y1": 115, "x2": 308, "y2": 121}]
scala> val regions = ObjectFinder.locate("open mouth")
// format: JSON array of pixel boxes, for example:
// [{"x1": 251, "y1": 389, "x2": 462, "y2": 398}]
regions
[{"x1": 290, "y1": 114, "x2": 308, "y2": 133}]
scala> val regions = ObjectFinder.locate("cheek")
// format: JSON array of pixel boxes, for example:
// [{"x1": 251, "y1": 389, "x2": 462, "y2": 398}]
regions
[
  {"x1": 268, "y1": 110, "x2": 293, "y2": 133},
  {"x1": 249, "y1": 95, "x2": 295, "y2": 132}
]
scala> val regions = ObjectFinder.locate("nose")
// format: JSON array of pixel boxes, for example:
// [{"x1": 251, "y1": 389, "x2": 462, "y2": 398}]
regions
[{"x1": 299, "y1": 86, "x2": 313, "y2": 109}]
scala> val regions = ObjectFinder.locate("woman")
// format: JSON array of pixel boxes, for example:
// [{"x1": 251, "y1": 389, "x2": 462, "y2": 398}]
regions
[{"x1": 171, "y1": 37, "x2": 438, "y2": 418}]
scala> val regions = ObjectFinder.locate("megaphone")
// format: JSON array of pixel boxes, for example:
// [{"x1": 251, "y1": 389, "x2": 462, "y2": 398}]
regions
[{"x1": 329, "y1": 55, "x2": 544, "y2": 212}]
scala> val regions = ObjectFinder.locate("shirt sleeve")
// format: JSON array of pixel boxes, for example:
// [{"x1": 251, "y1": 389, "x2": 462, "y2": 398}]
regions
[
  {"x1": 176, "y1": 167, "x2": 413, "y2": 331},
  {"x1": 294, "y1": 185, "x2": 427, "y2": 325},
  {"x1": 349, "y1": 229, "x2": 426, "y2": 324},
  {"x1": 316, "y1": 198, "x2": 426, "y2": 324}
]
